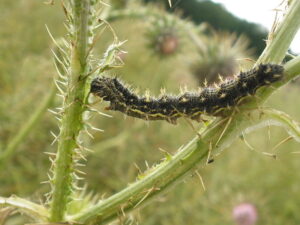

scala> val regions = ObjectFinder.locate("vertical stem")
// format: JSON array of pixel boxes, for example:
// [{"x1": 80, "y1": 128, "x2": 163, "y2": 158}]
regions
[{"x1": 49, "y1": 0, "x2": 91, "y2": 222}]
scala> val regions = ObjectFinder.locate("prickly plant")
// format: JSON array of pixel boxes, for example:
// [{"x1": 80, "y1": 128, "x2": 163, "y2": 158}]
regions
[{"x1": 0, "y1": 1, "x2": 300, "y2": 225}]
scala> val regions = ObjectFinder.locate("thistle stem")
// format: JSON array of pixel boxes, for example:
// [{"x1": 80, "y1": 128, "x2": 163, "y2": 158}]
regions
[
  {"x1": 69, "y1": 1, "x2": 300, "y2": 223},
  {"x1": 71, "y1": 58, "x2": 300, "y2": 225},
  {"x1": 49, "y1": 0, "x2": 91, "y2": 222},
  {"x1": 256, "y1": 0, "x2": 300, "y2": 65},
  {"x1": 0, "y1": 196, "x2": 49, "y2": 221}
]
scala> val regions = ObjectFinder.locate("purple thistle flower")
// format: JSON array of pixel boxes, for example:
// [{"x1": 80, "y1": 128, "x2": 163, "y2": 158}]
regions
[{"x1": 232, "y1": 203, "x2": 258, "y2": 225}]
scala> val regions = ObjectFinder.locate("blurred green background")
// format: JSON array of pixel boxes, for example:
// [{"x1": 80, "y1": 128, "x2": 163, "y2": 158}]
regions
[{"x1": 0, "y1": 0, "x2": 300, "y2": 224}]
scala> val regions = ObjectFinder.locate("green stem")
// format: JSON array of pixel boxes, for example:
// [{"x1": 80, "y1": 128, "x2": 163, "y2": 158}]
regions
[
  {"x1": 49, "y1": 0, "x2": 91, "y2": 222},
  {"x1": 70, "y1": 2, "x2": 300, "y2": 224},
  {"x1": 257, "y1": 108, "x2": 300, "y2": 141},
  {"x1": 0, "y1": 85, "x2": 56, "y2": 164},
  {"x1": 0, "y1": 196, "x2": 49, "y2": 221},
  {"x1": 69, "y1": 59, "x2": 300, "y2": 225},
  {"x1": 72, "y1": 59, "x2": 300, "y2": 225},
  {"x1": 256, "y1": 0, "x2": 300, "y2": 65}
]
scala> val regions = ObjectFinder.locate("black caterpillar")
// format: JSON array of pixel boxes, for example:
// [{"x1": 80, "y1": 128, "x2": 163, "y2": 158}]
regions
[{"x1": 90, "y1": 64, "x2": 284, "y2": 124}]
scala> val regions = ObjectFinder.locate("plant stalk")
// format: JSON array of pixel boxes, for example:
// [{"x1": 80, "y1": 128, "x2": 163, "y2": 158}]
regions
[
  {"x1": 49, "y1": 0, "x2": 91, "y2": 222},
  {"x1": 256, "y1": 0, "x2": 300, "y2": 65},
  {"x1": 71, "y1": 57, "x2": 300, "y2": 225},
  {"x1": 0, "y1": 196, "x2": 49, "y2": 221},
  {"x1": 70, "y1": 1, "x2": 300, "y2": 223}
]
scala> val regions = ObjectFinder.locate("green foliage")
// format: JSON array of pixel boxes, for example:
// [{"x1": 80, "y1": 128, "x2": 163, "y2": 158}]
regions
[{"x1": 0, "y1": 0, "x2": 300, "y2": 225}]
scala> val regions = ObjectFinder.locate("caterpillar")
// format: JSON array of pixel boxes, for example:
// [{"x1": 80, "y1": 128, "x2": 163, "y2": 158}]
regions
[{"x1": 90, "y1": 64, "x2": 284, "y2": 124}]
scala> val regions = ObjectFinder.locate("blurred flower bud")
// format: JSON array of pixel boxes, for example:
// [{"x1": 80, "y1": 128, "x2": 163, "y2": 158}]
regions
[
  {"x1": 146, "y1": 14, "x2": 181, "y2": 57},
  {"x1": 232, "y1": 203, "x2": 258, "y2": 225},
  {"x1": 157, "y1": 32, "x2": 179, "y2": 55},
  {"x1": 191, "y1": 31, "x2": 253, "y2": 85}
]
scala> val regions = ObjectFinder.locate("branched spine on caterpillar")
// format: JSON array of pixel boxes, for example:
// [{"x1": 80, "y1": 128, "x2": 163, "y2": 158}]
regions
[{"x1": 90, "y1": 64, "x2": 284, "y2": 124}]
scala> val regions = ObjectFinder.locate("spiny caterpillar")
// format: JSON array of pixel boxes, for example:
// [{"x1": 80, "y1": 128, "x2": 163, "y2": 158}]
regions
[{"x1": 90, "y1": 64, "x2": 284, "y2": 124}]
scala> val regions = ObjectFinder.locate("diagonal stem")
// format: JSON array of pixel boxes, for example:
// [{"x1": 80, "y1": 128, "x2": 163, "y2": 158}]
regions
[
  {"x1": 71, "y1": 57, "x2": 300, "y2": 225},
  {"x1": 0, "y1": 196, "x2": 49, "y2": 221},
  {"x1": 70, "y1": 1, "x2": 300, "y2": 223}
]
